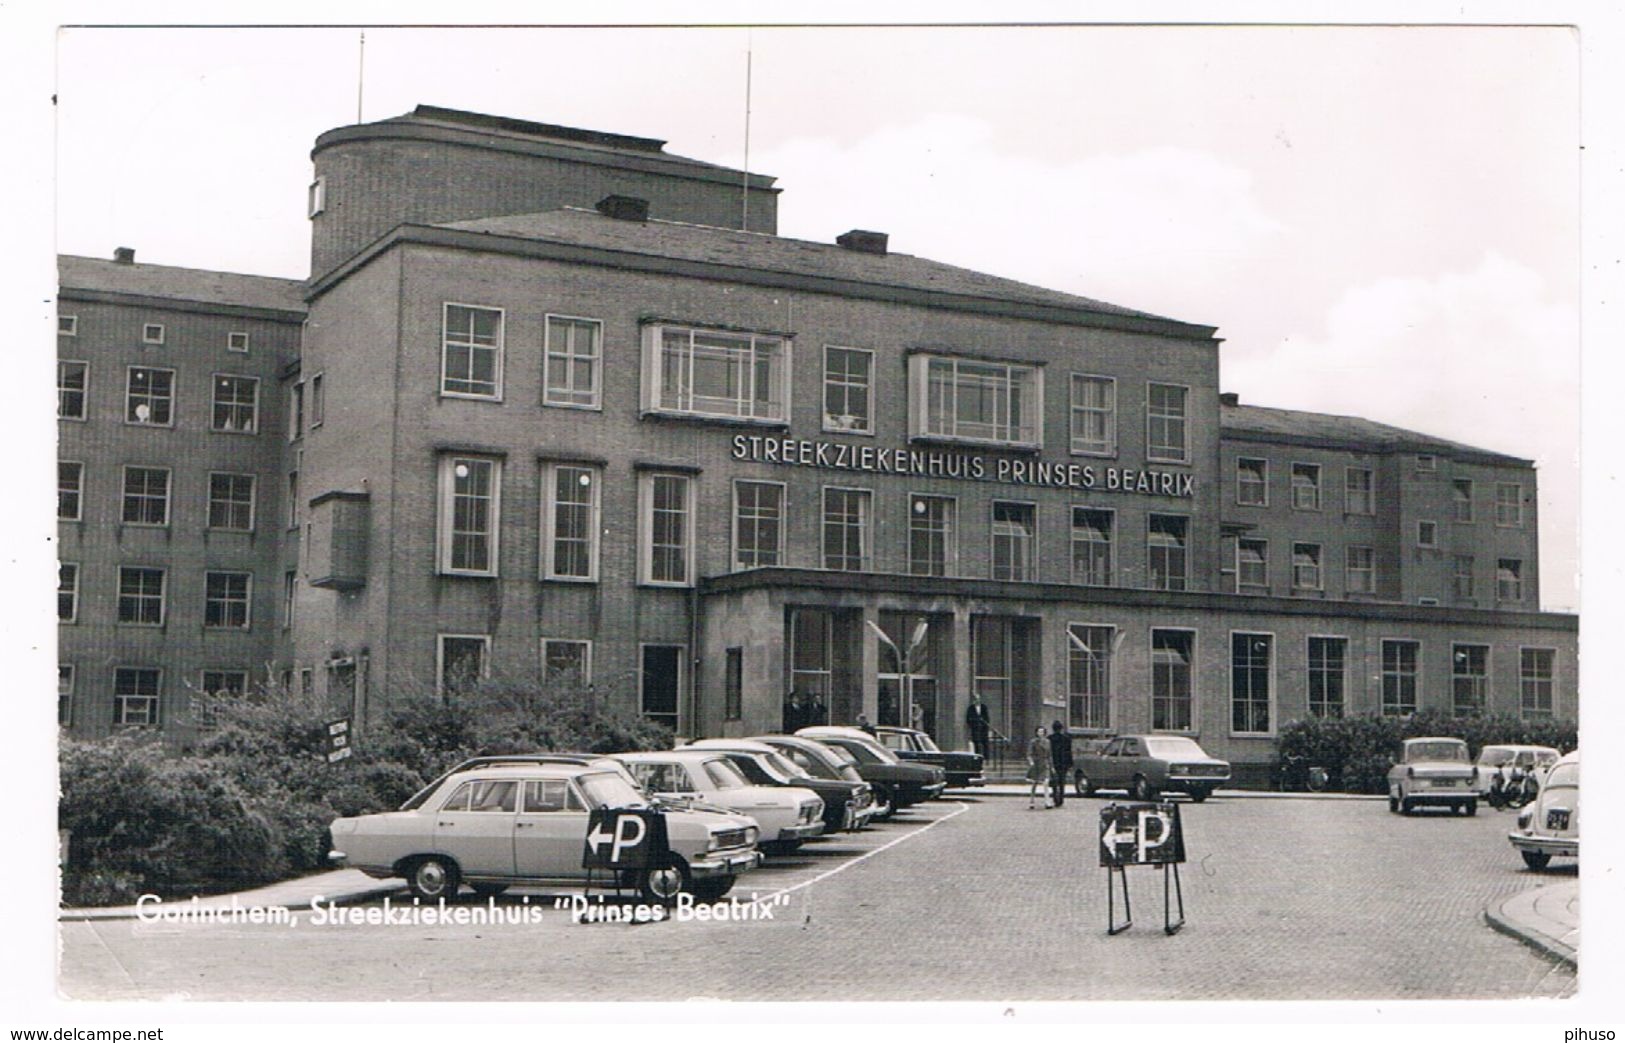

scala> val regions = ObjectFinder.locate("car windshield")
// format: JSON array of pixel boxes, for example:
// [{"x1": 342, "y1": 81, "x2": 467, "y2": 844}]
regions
[
  {"x1": 1409, "y1": 741, "x2": 1468, "y2": 762},
  {"x1": 1145, "y1": 737, "x2": 1207, "y2": 759},
  {"x1": 1477, "y1": 747, "x2": 1516, "y2": 766},
  {"x1": 913, "y1": 732, "x2": 941, "y2": 753},
  {"x1": 1546, "y1": 763, "x2": 1578, "y2": 788},
  {"x1": 703, "y1": 758, "x2": 750, "y2": 790},
  {"x1": 837, "y1": 739, "x2": 892, "y2": 765},
  {"x1": 763, "y1": 751, "x2": 810, "y2": 779},
  {"x1": 575, "y1": 771, "x2": 648, "y2": 810}
]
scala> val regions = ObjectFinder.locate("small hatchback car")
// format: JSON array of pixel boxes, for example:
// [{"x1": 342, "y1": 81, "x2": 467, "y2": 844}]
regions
[
  {"x1": 1387, "y1": 736, "x2": 1477, "y2": 816},
  {"x1": 1509, "y1": 749, "x2": 1579, "y2": 870}
]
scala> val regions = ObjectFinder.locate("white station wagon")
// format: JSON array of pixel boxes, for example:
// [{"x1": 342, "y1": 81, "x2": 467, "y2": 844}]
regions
[
  {"x1": 329, "y1": 762, "x2": 762, "y2": 904},
  {"x1": 615, "y1": 750, "x2": 825, "y2": 853}
]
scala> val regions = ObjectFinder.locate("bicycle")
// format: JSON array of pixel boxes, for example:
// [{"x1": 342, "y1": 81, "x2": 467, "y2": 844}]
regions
[{"x1": 1277, "y1": 753, "x2": 1328, "y2": 792}]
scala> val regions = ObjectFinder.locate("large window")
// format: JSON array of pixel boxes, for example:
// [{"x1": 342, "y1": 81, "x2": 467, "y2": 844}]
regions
[
  {"x1": 1067, "y1": 624, "x2": 1114, "y2": 731},
  {"x1": 1381, "y1": 639, "x2": 1419, "y2": 716},
  {"x1": 1145, "y1": 382, "x2": 1188, "y2": 462},
  {"x1": 1497, "y1": 559, "x2": 1524, "y2": 603},
  {"x1": 733, "y1": 481, "x2": 784, "y2": 569},
  {"x1": 117, "y1": 567, "x2": 166, "y2": 626},
  {"x1": 59, "y1": 461, "x2": 83, "y2": 521},
  {"x1": 1236, "y1": 457, "x2": 1267, "y2": 506},
  {"x1": 823, "y1": 346, "x2": 874, "y2": 434},
  {"x1": 1495, "y1": 482, "x2": 1524, "y2": 527},
  {"x1": 125, "y1": 367, "x2": 174, "y2": 426},
  {"x1": 1346, "y1": 545, "x2": 1376, "y2": 594},
  {"x1": 208, "y1": 473, "x2": 256, "y2": 531},
  {"x1": 1231, "y1": 633, "x2": 1272, "y2": 734},
  {"x1": 909, "y1": 495, "x2": 956, "y2": 577},
  {"x1": 822, "y1": 487, "x2": 871, "y2": 572},
  {"x1": 1070, "y1": 507, "x2": 1113, "y2": 586},
  {"x1": 1290, "y1": 463, "x2": 1321, "y2": 510},
  {"x1": 910, "y1": 354, "x2": 1041, "y2": 447},
  {"x1": 1452, "y1": 479, "x2": 1474, "y2": 522},
  {"x1": 1237, "y1": 538, "x2": 1268, "y2": 594},
  {"x1": 787, "y1": 610, "x2": 833, "y2": 730},
  {"x1": 441, "y1": 304, "x2": 503, "y2": 399},
  {"x1": 1520, "y1": 648, "x2": 1554, "y2": 717},
  {"x1": 542, "y1": 639, "x2": 592, "y2": 685},
  {"x1": 437, "y1": 635, "x2": 489, "y2": 697},
  {"x1": 1146, "y1": 514, "x2": 1188, "y2": 591},
  {"x1": 437, "y1": 456, "x2": 501, "y2": 576},
  {"x1": 640, "y1": 472, "x2": 694, "y2": 585},
  {"x1": 211, "y1": 375, "x2": 259, "y2": 433},
  {"x1": 114, "y1": 667, "x2": 161, "y2": 727},
  {"x1": 1151, "y1": 629, "x2": 1193, "y2": 731},
  {"x1": 1291, "y1": 543, "x2": 1322, "y2": 591},
  {"x1": 542, "y1": 463, "x2": 600, "y2": 581},
  {"x1": 543, "y1": 315, "x2": 602, "y2": 408},
  {"x1": 204, "y1": 571, "x2": 252, "y2": 629},
  {"x1": 1307, "y1": 636, "x2": 1345, "y2": 718},
  {"x1": 58, "y1": 361, "x2": 88, "y2": 419},
  {"x1": 121, "y1": 466, "x2": 170, "y2": 526},
  {"x1": 1069, "y1": 375, "x2": 1116, "y2": 455},
  {"x1": 58, "y1": 562, "x2": 78, "y2": 623},
  {"x1": 1345, "y1": 467, "x2": 1375, "y2": 515},
  {"x1": 1452, "y1": 644, "x2": 1489, "y2": 716},
  {"x1": 991, "y1": 501, "x2": 1036, "y2": 582},
  {"x1": 644, "y1": 324, "x2": 788, "y2": 423}
]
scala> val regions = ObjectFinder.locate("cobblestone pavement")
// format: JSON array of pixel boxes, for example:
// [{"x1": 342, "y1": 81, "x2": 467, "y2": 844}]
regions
[{"x1": 58, "y1": 794, "x2": 1576, "y2": 1002}]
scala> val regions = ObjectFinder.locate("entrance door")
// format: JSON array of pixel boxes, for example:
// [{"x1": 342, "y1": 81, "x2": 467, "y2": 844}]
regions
[{"x1": 641, "y1": 645, "x2": 682, "y2": 731}]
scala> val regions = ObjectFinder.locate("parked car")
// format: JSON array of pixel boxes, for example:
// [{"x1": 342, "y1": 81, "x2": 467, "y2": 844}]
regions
[
  {"x1": 615, "y1": 750, "x2": 825, "y2": 853},
  {"x1": 1509, "y1": 749, "x2": 1579, "y2": 870},
  {"x1": 872, "y1": 725, "x2": 984, "y2": 788},
  {"x1": 1387, "y1": 736, "x2": 1477, "y2": 815},
  {"x1": 682, "y1": 738, "x2": 876, "y2": 832},
  {"x1": 1072, "y1": 734, "x2": 1231, "y2": 801},
  {"x1": 795, "y1": 726, "x2": 947, "y2": 812},
  {"x1": 398, "y1": 752, "x2": 642, "y2": 811},
  {"x1": 750, "y1": 734, "x2": 889, "y2": 817},
  {"x1": 328, "y1": 762, "x2": 761, "y2": 904},
  {"x1": 1472, "y1": 744, "x2": 1561, "y2": 796}
]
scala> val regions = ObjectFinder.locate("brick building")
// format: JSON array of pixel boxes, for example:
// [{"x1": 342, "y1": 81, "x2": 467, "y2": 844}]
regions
[{"x1": 57, "y1": 105, "x2": 1577, "y2": 773}]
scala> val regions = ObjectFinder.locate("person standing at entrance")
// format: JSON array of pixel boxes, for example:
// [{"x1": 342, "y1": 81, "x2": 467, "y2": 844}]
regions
[
  {"x1": 1026, "y1": 727, "x2": 1051, "y2": 809},
  {"x1": 966, "y1": 695, "x2": 991, "y2": 759},
  {"x1": 1048, "y1": 720, "x2": 1073, "y2": 807}
]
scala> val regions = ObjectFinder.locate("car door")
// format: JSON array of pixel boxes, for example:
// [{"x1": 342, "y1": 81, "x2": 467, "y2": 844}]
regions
[
  {"x1": 432, "y1": 778, "x2": 518, "y2": 878},
  {"x1": 513, "y1": 778, "x2": 591, "y2": 882},
  {"x1": 1097, "y1": 738, "x2": 1128, "y2": 787}
]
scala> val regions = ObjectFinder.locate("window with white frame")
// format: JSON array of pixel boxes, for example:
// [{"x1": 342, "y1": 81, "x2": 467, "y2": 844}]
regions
[
  {"x1": 125, "y1": 367, "x2": 174, "y2": 425},
  {"x1": 437, "y1": 635, "x2": 489, "y2": 697},
  {"x1": 1290, "y1": 463, "x2": 1321, "y2": 510},
  {"x1": 59, "y1": 315, "x2": 78, "y2": 337},
  {"x1": 909, "y1": 354, "x2": 1041, "y2": 447},
  {"x1": 1292, "y1": 543, "x2": 1322, "y2": 591},
  {"x1": 1346, "y1": 545, "x2": 1376, "y2": 594},
  {"x1": 310, "y1": 373, "x2": 324, "y2": 428},
  {"x1": 542, "y1": 639, "x2": 592, "y2": 685},
  {"x1": 58, "y1": 361, "x2": 88, "y2": 419},
  {"x1": 142, "y1": 323, "x2": 165, "y2": 345},
  {"x1": 1495, "y1": 482, "x2": 1524, "y2": 527},
  {"x1": 1453, "y1": 554, "x2": 1475, "y2": 600},
  {"x1": 308, "y1": 177, "x2": 326, "y2": 218},
  {"x1": 909, "y1": 495, "x2": 956, "y2": 577},
  {"x1": 58, "y1": 665, "x2": 74, "y2": 726},
  {"x1": 117, "y1": 567, "x2": 165, "y2": 625},
  {"x1": 643, "y1": 323, "x2": 788, "y2": 423},
  {"x1": 1344, "y1": 466, "x2": 1374, "y2": 515},
  {"x1": 227, "y1": 331, "x2": 250, "y2": 352},
  {"x1": 1381, "y1": 639, "x2": 1419, "y2": 715},
  {"x1": 211, "y1": 375, "x2": 259, "y2": 433},
  {"x1": 821, "y1": 487, "x2": 871, "y2": 572},
  {"x1": 640, "y1": 472, "x2": 694, "y2": 585},
  {"x1": 1452, "y1": 644, "x2": 1488, "y2": 716},
  {"x1": 1069, "y1": 375, "x2": 1116, "y2": 455},
  {"x1": 114, "y1": 667, "x2": 161, "y2": 726},
  {"x1": 437, "y1": 456, "x2": 500, "y2": 576},
  {"x1": 544, "y1": 315, "x2": 602, "y2": 409},
  {"x1": 282, "y1": 570, "x2": 296, "y2": 628},
  {"x1": 1307, "y1": 636, "x2": 1346, "y2": 718},
  {"x1": 121, "y1": 467, "x2": 170, "y2": 526},
  {"x1": 1145, "y1": 382, "x2": 1189, "y2": 462},
  {"x1": 1452, "y1": 479, "x2": 1474, "y2": 522},
  {"x1": 1417, "y1": 520, "x2": 1438, "y2": 548},
  {"x1": 204, "y1": 571, "x2": 252, "y2": 629},
  {"x1": 1236, "y1": 457, "x2": 1267, "y2": 506},
  {"x1": 1147, "y1": 514, "x2": 1188, "y2": 591},
  {"x1": 1151, "y1": 629, "x2": 1194, "y2": 731},
  {"x1": 824, "y1": 346, "x2": 874, "y2": 433},
  {"x1": 542, "y1": 463, "x2": 600, "y2": 581},
  {"x1": 1070, "y1": 507, "x2": 1113, "y2": 586},
  {"x1": 441, "y1": 304, "x2": 504, "y2": 399},
  {"x1": 1237, "y1": 538, "x2": 1268, "y2": 594},
  {"x1": 1520, "y1": 648, "x2": 1554, "y2": 717},
  {"x1": 287, "y1": 471, "x2": 299, "y2": 529},
  {"x1": 1231, "y1": 633, "x2": 1272, "y2": 734},
  {"x1": 58, "y1": 562, "x2": 78, "y2": 623},
  {"x1": 1067, "y1": 624, "x2": 1114, "y2": 731},
  {"x1": 58, "y1": 461, "x2": 83, "y2": 521},
  {"x1": 288, "y1": 382, "x2": 304, "y2": 441},
  {"x1": 991, "y1": 501, "x2": 1036, "y2": 582},
  {"x1": 1497, "y1": 558, "x2": 1524, "y2": 602},
  {"x1": 733, "y1": 480, "x2": 784, "y2": 569}
]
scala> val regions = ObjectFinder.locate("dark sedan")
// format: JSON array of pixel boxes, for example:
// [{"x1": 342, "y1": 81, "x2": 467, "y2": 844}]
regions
[
  {"x1": 751, "y1": 734, "x2": 904, "y2": 820},
  {"x1": 795, "y1": 727, "x2": 947, "y2": 813},
  {"x1": 683, "y1": 738, "x2": 876, "y2": 833},
  {"x1": 872, "y1": 726, "x2": 984, "y2": 788}
]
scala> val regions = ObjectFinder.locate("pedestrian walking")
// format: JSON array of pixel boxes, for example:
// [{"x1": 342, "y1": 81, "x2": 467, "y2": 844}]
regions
[
  {"x1": 1026, "y1": 726, "x2": 1052, "y2": 809},
  {"x1": 1049, "y1": 720, "x2": 1073, "y2": 808}
]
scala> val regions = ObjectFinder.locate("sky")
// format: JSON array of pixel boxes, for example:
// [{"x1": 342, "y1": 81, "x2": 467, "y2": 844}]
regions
[{"x1": 50, "y1": 22, "x2": 1582, "y2": 610}]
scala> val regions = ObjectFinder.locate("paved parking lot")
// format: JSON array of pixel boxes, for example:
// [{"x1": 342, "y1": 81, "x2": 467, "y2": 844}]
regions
[{"x1": 58, "y1": 793, "x2": 1575, "y2": 1002}]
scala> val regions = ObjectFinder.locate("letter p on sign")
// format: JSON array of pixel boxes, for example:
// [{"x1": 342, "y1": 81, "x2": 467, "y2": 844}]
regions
[{"x1": 612, "y1": 813, "x2": 646, "y2": 862}]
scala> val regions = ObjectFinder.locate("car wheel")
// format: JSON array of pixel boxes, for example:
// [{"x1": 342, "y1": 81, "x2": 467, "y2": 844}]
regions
[
  {"x1": 1130, "y1": 776, "x2": 1158, "y2": 802},
  {"x1": 1187, "y1": 788, "x2": 1210, "y2": 803},
  {"x1": 689, "y1": 877, "x2": 736, "y2": 903},
  {"x1": 468, "y1": 883, "x2": 509, "y2": 898},
  {"x1": 638, "y1": 859, "x2": 689, "y2": 906},
  {"x1": 870, "y1": 784, "x2": 895, "y2": 821},
  {"x1": 407, "y1": 857, "x2": 460, "y2": 902},
  {"x1": 1074, "y1": 771, "x2": 1096, "y2": 798},
  {"x1": 1400, "y1": 796, "x2": 1414, "y2": 816},
  {"x1": 1464, "y1": 799, "x2": 1478, "y2": 817},
  {"x1": 1521, "y1": 850, "x2": 1552, "y2": 871},
  {"x1": 1388, "y1": 787, "x2": 1400, "y2": 813}
]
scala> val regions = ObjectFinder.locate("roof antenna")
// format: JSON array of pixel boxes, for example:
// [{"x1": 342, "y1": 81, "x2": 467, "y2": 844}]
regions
[
  {"x1": 741, "y1": 32, "x2": 753, "y2": 231},
  {"x1": 356, "y1": 31, "x2": 366, "y2": 124}
]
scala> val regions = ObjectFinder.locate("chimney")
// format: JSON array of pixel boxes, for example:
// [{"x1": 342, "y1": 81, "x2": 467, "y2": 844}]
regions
[
  {"x1": 1220, "y1": 392, "x2": 1240, "y2": 407},
  {"x1": 595, "y1": 195, "x2": 650, "y2": 222},
  {"x1": 836, "y1": 229, "x2": 888, "y2": 255},
  {"x1": 113, "y1": 247, "x2": 136, "y2": 265}
]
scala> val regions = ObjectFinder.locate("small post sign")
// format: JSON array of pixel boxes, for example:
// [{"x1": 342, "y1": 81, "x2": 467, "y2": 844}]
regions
[
  {"x1": 325, "y1": 717, "x2": 352, "y2": 764},
  {"x1": 1098, "y1": 801, "x2": 1187, "y2": 936},
  {"x1": 581, "y1": 808, "x2": 671, "y2": 871}
]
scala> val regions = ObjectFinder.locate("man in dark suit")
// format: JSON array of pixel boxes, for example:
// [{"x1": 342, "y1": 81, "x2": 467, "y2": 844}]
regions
[
  {"x1": 965, "y1": 696, "x2": 991, "y2": 759},
  {"x1": 1049, "y1": 720, "x2": 1074, "y2": 807}
]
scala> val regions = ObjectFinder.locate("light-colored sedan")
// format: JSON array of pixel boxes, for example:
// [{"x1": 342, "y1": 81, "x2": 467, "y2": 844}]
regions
[
  {"x1": 329, "y1": 762, "x2": 761, "y2": 904},
  {"x1": 616, "y1": 750, "x2": 825, "y2": 853},
  {"x1": 1510, "y1": 750, "x2": 1579, "y2": 870},
  {"x1": 1387, "y1": 736, "x2": 1477, "y2": 815}
]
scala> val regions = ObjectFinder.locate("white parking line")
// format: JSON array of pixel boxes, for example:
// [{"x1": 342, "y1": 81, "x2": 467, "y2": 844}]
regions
[{"x1": 754, "y1": 801, "x2": 969, "y2": 901}]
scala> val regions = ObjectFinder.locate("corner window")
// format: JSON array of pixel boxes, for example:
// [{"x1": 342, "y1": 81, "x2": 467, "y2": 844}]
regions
[
  {"x1": 58, "y1": 462, "x2": 83, "y2": 521},
  {"x1": 1346, "y1": 546, "x2": 1376, "y2": 594},
  {"x1": 1496, "y1": 559, "x2": 1524, "y2": 602},
  {"x1": 1070, "y1": 507, "x2": 1113, "y2": 587},
  {"x1": 910, "y1": 495, "x2": 956, "y2": 577},
  {"x1": 1519, "y1": 648, "x2": 1554, "y2": 717},
  {"x1": 821, "y1": 487, "x2": 871, "y2": 572},
  {"x1": 1150, "y1": 629, "x2": 1193, "y2": 731},
  {"x1": 734, "y1": 480, "x2": 784, "y2": 569},
  {"x1": 211, "y1": 375, "x2": 259, "y2": 433},
  {"x1": 1069, "y1": 375, "x2": 1116, "y2": 456},
  {"x1": 1146, "y1": 514, "x2": 1188, "y2": 591},
  {"x1": 1344, "y1": 467, "x2": 1374, "y2": 515},
  {"x1": 991, "y1": 501, "x2": 1036, "y2": 582},
  {"x1": 544, "y1": 315, "x2": 602, "y2": 409},
  {"x1": 1231, "y1": 633, "x2": 1272, "y2": 734},
  {"x1": 441, "y1": 304, "x2": 504, "y2": 399},
  {"x1": 1145, "y1": 382, "x2": 1189, "y2": 463},
  {"x1": 542, "y1": 463, "x2": 600, "y2": 581},
  {"x1": 114, "y1": 667, "x2": 161, "y2": 727},
  {"x1": 1495, "y1": 482, "x2": 1524, "y2": 527},
  {"x1": 1290, "y1": 463, "x2": 1321, "y2": 510},
  {"x1": 1451, "y1": 644, "x2": 1488, "y2": 716},
  {"x1": 59, "y1": 315, "x2": 78, "y2": 337},
  {"x1": 1307, "y1": 636, "x2": 1346, "y2": 719},
  {"x1": 643, "y1": 323, "x2": 788, "y2": 423},
  {"x1": 909, "y1": 354, "x2": 1041, "y2": 448},
  {"x1": 58, "y1": 361, "x2": 88, "y2": 419},
  {"x1": 125, "y1": 367, "x2": 174, "y2": 426},
  {"x1": 1291, "y1": 543, "x2": 1322, "y2": 591},
  {"x1": 438, "y1": 635, "x2": 489, "y2": 697},
  {"x1": 121, "y1": 466, "x2": 170, "y2": 526},
  {"x1": 1381, "y1": 639, "x2": 1419, "y2": 716},
  {"x1": 58, "y1": 562, "x2": 79, "y2": 623},
  {"x1": 1452, "y1": 479, "x2": 1474, "y2": 522},
  {"x1": 1237, "y1": 538, "x2": 1268, "y2": 594},
  {"x1": 437, "y1": 456, "x2": 501, "y2": 576},
  {"x1": 227, "y1": 331, "x2": 250, "y2": 353},
  {"x1": 142, "y1": 323, "x2": 165, "y2": 346},
  {"x1": 1236, "y1": 458, "x2": 1267, "y2": 506},
  {"x1": 542, "y1": 639, "x2": 592, "y2": 686},
  {"x1": 640, "y1": 472, "x2": 694, "y2": 585},
  {"x1": 823, "y1": 346, "x2": 874, "y2": 434},
  {"x1": 117, "y1": 567, "x2": 166, "y2": 626}
]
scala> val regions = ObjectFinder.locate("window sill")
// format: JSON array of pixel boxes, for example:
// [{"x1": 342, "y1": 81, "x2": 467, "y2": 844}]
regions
[
  {"x1": 1068, "y1": 446, "x2": 1117, "y2": 459},
  {"x1": 637, "y1": 580, "x2": 694, "y2": 590},
  {"x1": 210, "y1": 428, "x2": 259, "y2": 437},
  {"x1": 910, "y1": 433, "x2": 1041, "y2": 452},
  {"x1": 1145, "y1": 454, "x2": 1191, "y2": 466},
  {"x1": 641, "y1": 408, "x2": 788, "y2": 429},
  {"x1": 58, "y1": 415, "x2": 88, "y2": 423},
  {"x1": 437, "y1": 570, "x2": 499, "y2": 579},
  {"x1": 123, "y1": 421, "x2": 175, "y2": 430},
  {"x1": 541, "y1": 574, "x2": 600, "y2": 585},
  {"x1": 543, "y1": 400, "x2": 604, "y2": 413},
  {"x1": 439, "y1": 391, "x2": 504, "y2": 403}
]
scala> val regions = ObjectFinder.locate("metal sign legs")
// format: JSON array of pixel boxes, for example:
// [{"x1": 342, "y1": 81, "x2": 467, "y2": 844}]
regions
[{"x1": 1106, "y1": 862, "x2": 1184, "y2": 936}]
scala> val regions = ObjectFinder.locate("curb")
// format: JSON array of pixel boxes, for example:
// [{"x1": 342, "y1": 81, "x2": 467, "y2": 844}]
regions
[
  {"x1": 58, "y1": 880, "x2": 405, "y2": 923},
  {"x1": 962, "y1": 785, "x2": 1384, "y2": 801},
  {"x1": 1483, "y1": 889, "x2": 1578, "y2": 969}
]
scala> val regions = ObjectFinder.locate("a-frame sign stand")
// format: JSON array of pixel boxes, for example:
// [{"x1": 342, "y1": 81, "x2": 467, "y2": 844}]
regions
[{"x1": 1099, "y1": 801, "x2": 1188, "y2": 936}]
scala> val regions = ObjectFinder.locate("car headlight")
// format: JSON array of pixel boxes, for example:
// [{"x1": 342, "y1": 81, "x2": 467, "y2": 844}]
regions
[
  {"x1": 1516, "y1": 809, "x2": 1533, "y2": 830},
  {"x1": 746, "y1": 826, "x2": 759, "y2": 846}
]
